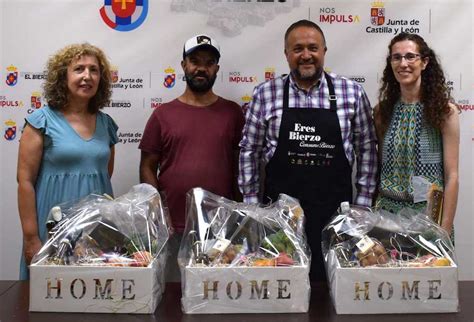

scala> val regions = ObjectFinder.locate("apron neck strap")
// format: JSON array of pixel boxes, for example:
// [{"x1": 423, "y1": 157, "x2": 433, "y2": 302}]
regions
[{"x1": 284, "y1": 73, "x2": 337, "y2": 111}]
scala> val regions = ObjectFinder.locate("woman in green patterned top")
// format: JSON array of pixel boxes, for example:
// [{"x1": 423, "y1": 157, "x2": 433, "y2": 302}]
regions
[{"x1": 374, "y1": 33, "x2": 459, "y2": 235}]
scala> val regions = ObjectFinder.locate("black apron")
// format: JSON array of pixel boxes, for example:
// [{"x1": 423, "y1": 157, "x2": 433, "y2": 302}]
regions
[{"x1": 264, "y1": 73, "x2": 353, "y2": 281}]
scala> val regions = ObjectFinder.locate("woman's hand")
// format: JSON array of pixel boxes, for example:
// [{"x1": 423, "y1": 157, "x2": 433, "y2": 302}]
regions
[
  {"x1": 440, "y1": 103, "x2": 460, "y2": 235},
  {"x1": 17, "y1": 124, "x2": 44, "y2": 263},
  {"x1": 23, "y1": 235, "x2": 42, "y2": 265}
]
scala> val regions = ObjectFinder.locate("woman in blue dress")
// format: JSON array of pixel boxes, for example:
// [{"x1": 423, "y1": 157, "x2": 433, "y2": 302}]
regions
[{"x1": 17, "y1": 43, "x2": 119, "y2": 279}]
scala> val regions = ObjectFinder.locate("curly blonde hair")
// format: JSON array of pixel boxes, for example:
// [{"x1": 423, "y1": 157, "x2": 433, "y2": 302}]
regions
[{"x1": 43, "y1": 43, "x2": 112, "y2": 113}]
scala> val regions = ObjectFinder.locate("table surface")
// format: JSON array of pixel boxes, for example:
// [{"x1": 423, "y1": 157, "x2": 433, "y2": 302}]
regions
[
  {"x1": 0, "y1": 280, "x2": 17, "y2": 297},
  {"x1": 1, "y1": 281, "x2": 472, "y2": 322}
]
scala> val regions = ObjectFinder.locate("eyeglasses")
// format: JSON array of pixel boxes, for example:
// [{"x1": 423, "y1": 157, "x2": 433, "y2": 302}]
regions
[{"x1": 390, "y1": 53, "x2": 422, "y2": 63}]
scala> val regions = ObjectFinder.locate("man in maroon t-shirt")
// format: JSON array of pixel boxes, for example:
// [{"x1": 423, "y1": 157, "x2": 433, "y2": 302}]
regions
[{"x1": 139, "y1": 34, "x2": 244, "y2": 281}]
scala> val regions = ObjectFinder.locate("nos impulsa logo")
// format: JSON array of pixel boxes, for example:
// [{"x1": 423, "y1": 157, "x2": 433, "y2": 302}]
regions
[{"x1": 319, "y1": 7, "x2": 360, "y2": 24}]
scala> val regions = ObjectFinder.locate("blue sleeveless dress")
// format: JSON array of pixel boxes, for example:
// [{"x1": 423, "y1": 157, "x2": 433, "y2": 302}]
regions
[{"x1": 19, "y1": 106, "x2": 118, "y2": 279}]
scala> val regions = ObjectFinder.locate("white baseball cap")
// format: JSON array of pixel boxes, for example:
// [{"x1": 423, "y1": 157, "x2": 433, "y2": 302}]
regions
[{"x1": 183, "y1": 34, "x2": 220, "y2": 61}]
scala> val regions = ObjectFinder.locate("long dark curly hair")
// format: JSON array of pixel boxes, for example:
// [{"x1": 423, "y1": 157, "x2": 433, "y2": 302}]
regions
[
  {"x1": 378, "y1": 33, "x2": 451, "y2": 136},
  {"x1": 43, "y1": 43, "x2": 112, "y2": 113}
]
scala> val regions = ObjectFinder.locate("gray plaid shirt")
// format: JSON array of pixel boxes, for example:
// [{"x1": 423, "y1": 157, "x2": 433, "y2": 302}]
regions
[{"x1": 238, "y1": 73, "x2": 378, "y2": 206}]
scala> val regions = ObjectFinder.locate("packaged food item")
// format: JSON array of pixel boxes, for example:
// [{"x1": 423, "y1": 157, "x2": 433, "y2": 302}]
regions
[
  {"x1": 30, "y1": 184, "x2": 171, "y2": 313},
  {"x1": 33, "y1": 183, "x2": 170, "y2": 268},
  {"x1": 427, "y1": 184, "x2": 444, "y2": 225},
  {"x1": 179, "y1": 188, "x2": 311, "y2": 314},
  {"x1": 321, "y1": 203, "x2": 458, "y2": 314},
  {"x1": 411, "y1": 176, "x2": 444, "y2": 225},
  {"x1": 322, "y1": 204, "x2": 455, "y2": 269},
  {"x1": 179, "y1": 188, "x2": 310, "y2": 269}
]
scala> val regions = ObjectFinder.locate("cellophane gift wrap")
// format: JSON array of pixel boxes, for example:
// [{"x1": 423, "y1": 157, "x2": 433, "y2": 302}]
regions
[
  {"x1": 29, "y1": 183, "x2": 171, "y2": 314},
  {"x1": 178, "y1": 188, "x2": 311, "y2": 314},
  {"x1": 322, "y1": 202, "x2": 459, "y2": 314}
]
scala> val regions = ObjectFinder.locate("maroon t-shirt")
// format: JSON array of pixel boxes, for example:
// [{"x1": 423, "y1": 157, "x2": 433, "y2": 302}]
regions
[{"x1": 139, "y1": 97, "x2": 245, "y2": 232}]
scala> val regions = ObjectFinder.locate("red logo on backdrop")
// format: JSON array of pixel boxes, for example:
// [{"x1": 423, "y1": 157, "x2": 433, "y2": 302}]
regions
[
  {"x1": 163, "y1": 67, "x2": 176, "y2": 89},
  {"x1": 31, "y1": 92, "x2": 42, "y2": 109},
  {"x1": 241, "y1": 94, "x2": 252, "y2": 115},
  {"x1": 4, "y1": 120, "x2": 17, "y2": 141},
  {"x1": 164, "y1": 75, "x2": 175, "y2": 88},
  {"x1": 100, "y1": 0, "x2": 148, "y2": 32},
  {"x1": 6, "y1": 65, "x2": 18, "y2": 86},
  {"x1": 112, "y1": 0, "x2": 136, "y2": 17},
  {"x1": 370, "y1": 1, "x2": 385, "y2": 26},
  {"x1": 265, "y1": 68, "x2": 275, "y2": 81},
  {"x1": 111, "y1": 67, "x2": 119, "y2": 83}
]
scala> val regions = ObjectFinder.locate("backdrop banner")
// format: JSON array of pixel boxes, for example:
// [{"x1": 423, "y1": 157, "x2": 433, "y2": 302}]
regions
[{"x1": 1, "y1": 0, "x2": 472, "y2": 280}]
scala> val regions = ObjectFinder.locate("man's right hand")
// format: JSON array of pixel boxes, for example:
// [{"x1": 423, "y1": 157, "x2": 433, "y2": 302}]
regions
[{"x1": 139, "y1": 151, "x2": 160, "y2": 189}]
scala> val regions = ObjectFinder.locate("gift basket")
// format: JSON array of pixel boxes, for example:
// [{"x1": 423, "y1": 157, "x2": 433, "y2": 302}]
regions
[
  {"x1": 29, "y1": 183, "x2": 171, "y2": 314},
  {"x1": 322, "y1": 202, "x2": 459, "y2": 314},
  {"x1": 179, "y1": 188, "x2": 311, "y2": 314}
]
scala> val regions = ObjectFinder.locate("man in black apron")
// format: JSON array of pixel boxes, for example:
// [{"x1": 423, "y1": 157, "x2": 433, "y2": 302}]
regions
[
  {"x1": 238, "y1": 20, "x2": 377, "y2": 282},
  {"x1": 264, "y1": 74, "x2": 353, "y2": 281}
]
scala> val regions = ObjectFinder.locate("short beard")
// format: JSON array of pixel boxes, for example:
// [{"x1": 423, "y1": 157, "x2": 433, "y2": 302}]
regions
[
  {"x1": 185, "y1": 73, "x2": 217, "y2": 93},
  {"x1": 292, "y1": 66, "x2": 323, "y2": 84}
]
